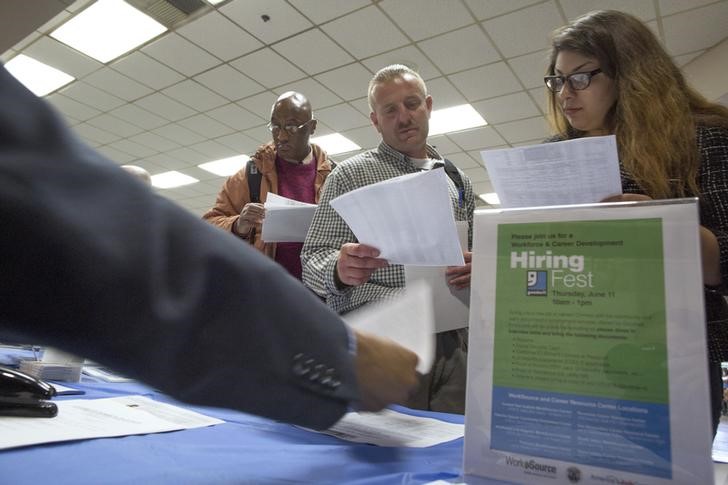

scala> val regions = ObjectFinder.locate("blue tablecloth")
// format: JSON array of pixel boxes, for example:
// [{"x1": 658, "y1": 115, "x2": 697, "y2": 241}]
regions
[{"x1": 0, "y1": 380, "x2": 466, "y2": 484}]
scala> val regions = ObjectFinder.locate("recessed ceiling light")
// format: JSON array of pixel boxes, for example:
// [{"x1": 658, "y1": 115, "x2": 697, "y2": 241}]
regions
[
  {"x1": 198, "y1": 155, "x2": 250, "y2": 177},
  {"x1": 479, "y1": 192, "x2": 500, "y2": 206},
  {"x1": 151, "y1": 171, "x2": 199, "y2": 189},
  {"x1": 207, "y1": 0, "x2": 227, "y2": 4},
  {"x1": 5, "y1": 54, "x2": 75, "y2": 96},
  {"x1": 310, "y1": 133, "x2": 361, "y2": 156},
  {"x1": 50, "y1": 0, "x2": 167, "y2": 63},
  {"x1": 429, "y1": 104, "x2": 487, "y2": 136}
]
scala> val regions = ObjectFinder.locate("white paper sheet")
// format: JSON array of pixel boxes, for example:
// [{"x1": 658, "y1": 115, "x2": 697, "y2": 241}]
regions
[
  {"x1": 343, "y1": 281, "x2": 435, "y2": 374},
  {"x1": 481, "y1": 135, "x2": 622, "y2": 208},
  {"x1": 0, "y1": 395, "x2": 223, "y2": 450},
  {"x1": 329, "y1": 169, "x2": 464, "y2": 266},
  {"x1": 261, "y1": 193, "x2": 317, "y2": 243},
  {"x1": 321, "y1": 409, "x2": 464, "y2": 447},
  {"x1": 406, "y1": 221, "x2": 470, "y2": 333}
]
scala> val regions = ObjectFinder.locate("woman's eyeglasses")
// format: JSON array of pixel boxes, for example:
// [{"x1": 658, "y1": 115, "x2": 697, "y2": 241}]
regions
[
  {"x1": 267, "y1": 119, "x2": 315, "y2": 135},
  {"x1": 544, "y1": 68, "x2": 603, "y2": 92}
]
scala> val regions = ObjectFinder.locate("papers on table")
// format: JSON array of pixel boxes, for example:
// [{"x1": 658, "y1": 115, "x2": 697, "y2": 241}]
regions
[
  {"x1": 481, "y1": 135, "x2": 622, "y2": 208},
  {"x1": 261, "y1": 193, "x2": 317, "y2": 242},
  {"x1": 406, "y1": 221, "x2": 470, "y2": 333},
  {"x1": 329, "y1": 168, "x2": 464, "y2": 266},
  {"x1": 343, "y1": 281, "x2": 435, "y2": 374},
  {"x1": 0, "y1": 395, "x2": 223, "y2": 450},
  {"x1": 320, "y1": 408, "x2": 464, "y2": 448}
]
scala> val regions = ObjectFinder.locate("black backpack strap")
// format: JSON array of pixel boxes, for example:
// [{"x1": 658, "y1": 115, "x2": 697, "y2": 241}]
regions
[
  {"x1": 443, "y1": 158, "x2": 465, "y2": 208},
  {"x1": 246, "y1": 159, "x2": 262, "y2": 203}
]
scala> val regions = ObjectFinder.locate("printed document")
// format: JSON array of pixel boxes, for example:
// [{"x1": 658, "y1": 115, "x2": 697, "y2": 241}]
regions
[
  {"x1": 406, "y1": 221, "x2": 470, "y2": 332},
  {"x1": 343, "y1": 281, "x2": 435, "y2": 373},
  {"x1": 329, "y1": 169, "x2": 464, "y2": 266},
  {"x1": 261, "y1": 193, "x2": 317, "y2": 242},
  {"x1": 0, "y1": 395, "x2": 223, "y2": 450},
  {"x1": 320, "y1": 409, "x2": 464, "y2": 447},
  {"x1": 480, "y1": 135, "x2": 622, "y2": 208}
]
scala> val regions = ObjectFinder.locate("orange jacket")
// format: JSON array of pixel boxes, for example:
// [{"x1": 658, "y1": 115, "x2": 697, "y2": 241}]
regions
[{"x1": 202, "y1": 142, "x2": 334, "y2": 259}]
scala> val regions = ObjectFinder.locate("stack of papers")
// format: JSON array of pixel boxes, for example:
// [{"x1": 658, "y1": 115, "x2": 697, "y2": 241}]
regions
[{"x1": 261, "y1": 193, "x2": 317, "y2": 242}]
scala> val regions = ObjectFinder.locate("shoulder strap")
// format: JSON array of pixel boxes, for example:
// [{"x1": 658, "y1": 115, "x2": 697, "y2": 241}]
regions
[
  {"x1": 246, "y1": 159, "x2": 262, "y2": 203},
  {"x1": 443, "y1": 158, "x2": 465, "y2": 207}
]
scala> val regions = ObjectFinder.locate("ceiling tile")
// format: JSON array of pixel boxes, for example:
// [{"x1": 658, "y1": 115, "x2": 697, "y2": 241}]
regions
[
  {"x1": 465, "y1": 0, "x2": 543, "y2": 21},
  {"x1": 221, "y1": 0, "x2": 313, "y2": 44},
  {"x1": 528, "y1": 87, "x2": 549, "y2": 115},
  {"x1": 289, "y1": 0, "x2": 370, "y2": 23},
  {"x1": 142, "y1": 33, "x2": 220, "y2": 77},
  {"x1": 441, "y1": 151, "x2": 481, "y2": 170},
  {"x1": 162, "y1": 80, "x2": 228, "y2": 112},
  {"x1": 107, "y1": 139, "x2": 158, "y2": 158},
  {"x1": 1, "y1": 50, "x2": 15, "y2": 63},
  {"x1": 23, "y1": 36, "x2": 101, "y2": 78},
  {"x1": 379, "y1": 0, "x2": 474, "y2": 42},
  {"x1": 315, "y1": 63, "x2": 373, "y2": 101},
  {"x1": 145, "y1": 153, "x2": 195, "y2": 171},
  {"x1": 165, "y1": 147, "x2": 209, "y2": 165},
  {"x1": 418, "y1": 25, "x2": 500, "y2": 75},
  {"x1": 13, "y1": 31, "x2": 41, "y2": 52},
  {"x1": 496, "y1": 116, "x2": 549, "y2": 144},
  {"x1": 447, "y1": 126, "x2": 506, "y2": 151},
  {"x1": 427, "y1": 135, "x2": 464, "y2": 155},
  {"x1": 135, "y1": 93, "x2": 196, "y2": 122},
  {"x1": 448, "y1": 62, "x2": 521, "y2": 101},
  {"x1": 483, "y1": 1, "x2": 564, "y2": 58},
  {"x1": 83, "y1": 67, "x2": 153, "y2": 102},
  {"x1": 472, "y1": 180, "x2": 495, "y2": 197},
  {"x1": 86, "y1": 113, "x2": 144, "y2": 138},
  {"x1": 109, "y1": 104, "x2": 168, "y2": 130},
  {"x1": 662, "y1": 2, "x2": 728, "y2": 55},
  {"x1": 153, "y1": 123, "x2": 207, "y2": 146},
  {"x1": 427, "y1": 77, "x2": 467, "y2": 109},
  {"x1": 315, "y1": 103, "x2": 370, "y2": 132},
  {"x1": 559, "y1": 0, "x2": 656, "y2": 22},
  {"x1": 341, "y1": 125, "x2": 381, "y2": 152},
  {"x1": 362, "y1": 45, "x2": 440, "y2": 80},
  {"x1": 216, "y1": 131, "x2": 264, "y2": 154},
  {"x1": 177, "y1": 11, "x2": 262, "y2": 61},
  {"x1": 128, "y1": 132, "x2": 181, "y2": 152},
  {"x1": 207, "y1": 104, "x2": 266, "y2": 131},
  {"x1": 186, "y1": 140, "x2": 238, "y2": 160},
  {"x1": 46, "y1": 93, "x2": 100, "y2": 121},
  {"x1": 462, "y1": 166, "x2": 490, "y2": 183},
  {"x1": 178, "y1": 113, "x2": 236, "y2": 139},
  {"x1": 72, "y1": 123, "x2": 120, "y2": 145},
  {"x1": 673, "y1": 50, "x2": 706, "y2": 67},
  {"x1": 237, "y1": 92, "x2": 279, "y2": 121},
  {"x1": 111, "y1": 52, "x2": 184, "y2": 90},
  {"x1": 273, "y1": 29, "x2": 354, "y2": 75},
  {"x1": 507, "y1": 49, "x2": 551, "y2": 89},
  {"x1": 61, "y1": 81, "x2": 125, "y2": 111},
  {"x1": 194, "y1": 64, "x2": 264, "y2": 101},
  {"x1": 659, "y1": 0, "x2": 717, "y2": 16},
  {"x1": 274, "y1": 78, "x2": 343, "y2": 110},
  {"x1": 230, "y1": 48, "x2": 306, "y2": 87},
  {"x1": 244, "y1": 125, "x2": 272, "y2": 144},
  {"x1": 349, "y1": 97, "x2": 372, "y2": 117},
  {"x1": 322, "y1": 6, "x2": 409, "y2": 59},
  {"x1": 473, "y1": 91, "x2": 539, "y2": 124},
  {"x1": 97, "y1": 145, "x2": 136, "y2": 164}
]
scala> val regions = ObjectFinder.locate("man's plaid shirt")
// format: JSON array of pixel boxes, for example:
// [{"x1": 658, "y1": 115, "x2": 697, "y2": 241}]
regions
[{"x1": 301, "y1": 141, "x2": 475, "y2": 314}]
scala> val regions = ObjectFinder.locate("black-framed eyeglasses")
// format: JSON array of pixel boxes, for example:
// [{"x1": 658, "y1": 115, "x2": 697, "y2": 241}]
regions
[
  {"x1": 267, "y1": 119, "x2": 315, "y2": 135},
  {"x1": 544, "y1": 68, "x2": 603, "y2": 92}
]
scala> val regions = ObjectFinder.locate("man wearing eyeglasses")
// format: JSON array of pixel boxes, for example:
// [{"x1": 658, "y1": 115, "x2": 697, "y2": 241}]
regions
[{"x1": 204, "y1": 91, "x2": 335, "y2": 280}]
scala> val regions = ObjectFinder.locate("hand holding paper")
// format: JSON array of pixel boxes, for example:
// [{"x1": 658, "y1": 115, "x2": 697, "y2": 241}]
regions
[{"x1": 261, "y1": 193, "x2": 317, "y2": 242}]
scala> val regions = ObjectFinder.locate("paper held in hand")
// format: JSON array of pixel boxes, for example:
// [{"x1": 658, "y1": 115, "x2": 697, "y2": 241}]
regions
[{"x1": 329, "y1": 168, "x2": 464, "y2": 266}]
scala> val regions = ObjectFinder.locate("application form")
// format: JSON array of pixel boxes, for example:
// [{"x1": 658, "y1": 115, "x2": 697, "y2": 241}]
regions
[
  {"x1": 481, "y1": 135, "x2": 622, "y2": 208},
  {"x1": 329, "y1": 168, "x2": 464, "y2": 266}
]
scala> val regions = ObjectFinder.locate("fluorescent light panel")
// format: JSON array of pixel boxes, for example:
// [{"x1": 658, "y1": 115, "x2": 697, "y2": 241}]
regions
[
  {"x1": 198, "y1": 155, "x2": 250, "y2": 177},
  {"x1": 310, "y1": 133, "x2": 361, "y2": 155},
  {"x1": 479, "y1": 192, "x2": 501, "y2": 206},
  {"x1": 429, "y1": 104, "x2": 487, "y2": 136},
  {"x1": 151, "y1": 171, "x2": 199, "y2": 189},
  {"x1": 5, "y1": 54, "x2": 74, "y2": 96},
  {"x1": 51, "y1": 0, "x2": 167, "y2": 63}
]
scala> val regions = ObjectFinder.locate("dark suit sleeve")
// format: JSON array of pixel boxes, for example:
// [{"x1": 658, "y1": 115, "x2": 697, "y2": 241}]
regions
[{"x1": 0, "y1": 65, "x2": 358, "y2": 430}]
